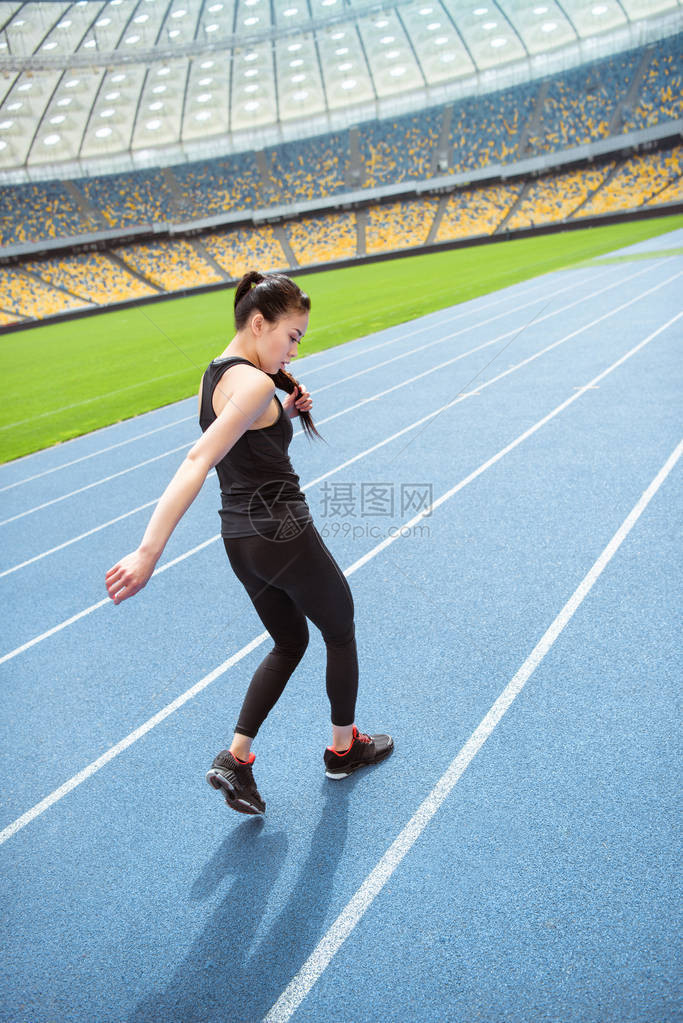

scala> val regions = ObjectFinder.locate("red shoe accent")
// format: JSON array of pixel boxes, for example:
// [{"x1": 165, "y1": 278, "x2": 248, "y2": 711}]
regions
[
  {"x1": 233, "y1": 752, "x2": 256, "y2": 765},
  {"x1": 326, "y1": 743, "x2": 352, "y2": 756},
  {"x1": 327, "y1": 726, "x2": 371, "y2": 755}
]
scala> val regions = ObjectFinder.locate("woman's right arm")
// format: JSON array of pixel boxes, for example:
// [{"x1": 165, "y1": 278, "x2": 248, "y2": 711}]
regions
[{"x1": 105, "y1": 368, "x2": 275, "y2": 605}]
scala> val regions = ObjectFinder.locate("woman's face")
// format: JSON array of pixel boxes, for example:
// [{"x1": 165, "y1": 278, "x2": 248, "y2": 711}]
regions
[{"x1": 259, "y1": 309, "x2": 309, "y2": 375}]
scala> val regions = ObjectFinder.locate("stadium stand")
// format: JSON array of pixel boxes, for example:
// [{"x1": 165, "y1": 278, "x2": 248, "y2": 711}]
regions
[
  {"x1": 202, "y1": 226, "x2": 288, "y2": 279},
  {"x1": 23, "y1": 252, "x2": 159, "y2": 305},
  {"x1": 505, "y1": 165, "x2": 615, "y2": 229},
  {"x1": 365, "y1": 197, "x2": 440, "y2": 254},
  {"x1": 575, "y1": 145, "x2": 683, "y2": 217},
  {"x1": 285, "y1": 211, "x2": 358, "y2": 265},
  {"x1": 436, "y1": 183, "x2": 523, "y2": 242},
  {"x1": 80, "y1": 170, "x2": 180, "y2": 229},
  {"x1": 358, "y1": 109, "x2": 443, "y2": 188},
  {"x1": 0, "y1": 266, "x2": 90, "y2": 319},
  {"x1": 527, "y1": 51, "x2": 642, "y2": 155},
  {"x1": 0, "y1": 309, "x2": 24, "y2": 327},
  {"x1": 265, "y1": 134, "x2": 349, "y2": 203},
  {"x1": 1, "y1": 35, "x2": 681, "y2": 325},
  {"x1": 0, "y1": 180, "x2": 93, "y2": 246},
  {"x1": 649, "y1": 173, "x2": 683, "y2": 205},
  {"x1": 1, "y1": 37, "x2": 681, "y2": 253},
  {"x1": 170, "y1": 153, "x2": 266, "y2": 218},
  {"x1": 449, "y1": 86, "x2": 537, "y2": 173},
  {"x1": 115, "y1": 239, "x2": 224, "y2": 291},
  {"x1": 622, "y1": 33, "x2": 682, "y2": 131}
]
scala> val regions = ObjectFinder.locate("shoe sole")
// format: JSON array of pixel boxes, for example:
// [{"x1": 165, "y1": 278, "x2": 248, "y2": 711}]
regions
[
  {"x1": 325, "y1": 742, "x2": 394, "y2": 780},
  {"x1": 206, "y1": 769, "x2": 265, "y2": 816}
]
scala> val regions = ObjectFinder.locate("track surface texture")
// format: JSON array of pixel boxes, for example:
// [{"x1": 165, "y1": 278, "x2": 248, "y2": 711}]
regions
[{"x1": 1, "y1": 229, "x2": 681, "y2": 1023}]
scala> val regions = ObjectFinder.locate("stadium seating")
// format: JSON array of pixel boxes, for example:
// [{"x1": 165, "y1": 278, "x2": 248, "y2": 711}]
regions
[
  {"x1": 171, "y1": 153, "x2": 266, "y2": 217},
  {"x1": 527, "y1": 51, "x2": 642, "y2": 155},
  {"x1": 202, "y1": 226, "x2": 288, "y2": 279},
  {"x1": 359, "y1": 109, "x2": 443, "y2": 188},
  {"x1": 114, "y1": 239, "x2": 224, "y2": 291},
  {"x1": 622, "y1": 33, "x2": 682, "y2": 131},
  {"x1": 22, "y1": 252, "x2": 158, "y2": 304},
  {"x1": 575, "y1": 145, "x2": 682, "y2": 217},
  {"x1": 436, "y1": 183, "x2": 522, "y2": 241},
  {"x1": 266, "y1": 134, "x2": 348, "y2": 203},
  {"x1": 80, "y1": 170, "x2": 178, "y2": 229},
  {"x1": 649, "y1": 173, "x2": 683, "y2": 205},
  {"x1": 0, "y1": 265, "x2": 90, "y2": 319},
  {"x1": 0, "y1": 180, "x2": 92, "y2": 246},
  {"x1": 449, "y1": 86, "x2": 536, "y2": 173},
  {"x1": 365, "y1": 198, "x2": 440, "y2": 253},
  {"x1": 505, "y1": 165, "x2": 615, "y2": 229},
  {"x1": 285, "y1": 211, "x2": 357, "y2": 265},
  {"x1": 0, "y1": 308, "x2": 24, "y2": 326}
]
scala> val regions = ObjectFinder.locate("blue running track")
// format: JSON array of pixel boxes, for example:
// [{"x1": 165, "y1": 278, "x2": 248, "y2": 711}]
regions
[{"x1": 1, "y1": 229, "x2": 681, "y2": 1023}]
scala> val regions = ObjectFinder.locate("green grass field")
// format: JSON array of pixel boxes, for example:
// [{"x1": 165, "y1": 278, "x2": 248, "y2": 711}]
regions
[{"x1": 1, "y1": 215, "x2": 680, "y2": 463}]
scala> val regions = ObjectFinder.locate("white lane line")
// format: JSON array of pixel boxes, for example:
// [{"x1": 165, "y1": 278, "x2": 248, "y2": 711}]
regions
[
  {"x1": 1, "y1": 278, "x2": 679, "y2": 659},
  {"x1": 0, "y1": 415, "x2": 196, "y2": 494},
  {"x1": 0, "y1": 499, "x2": 160, "y2": 579},
  {"x1": 0, "y1": 272, "x2": 560, "y2": 490},
  {"x1": 270, "y1": 272, "x2": 555, "y2": 379},
  {"x1": 299, "y1": 267, "x2": 598, "y2": 382},
  {"x1": 0, "y1": 266, "x2": 622, "y2": 527},
  {"x1": 0, "y1": 631, "x2": 271, "y2": 848},
  {"x1": 309, "y1": 265, "x2": 624, "y2": 396},
  {"x1": 309, "y1": 264, "x2": 674, "y2": 433},
  {"x1": 0, "y1": 535, "x2": 219, "y2": 667},
  {"x1": 0, "y1": 311, "x2": 678, "y2": 846},
  {"x1": 0, "y1": 442, "x2": 191, "y2": 527},
  {"x1": 263, "y1": 434, "x2": 683, "y2": 1023},
  {"x1": 338, "y1": 311, "x2": 682, "y2": 572},
  {"x1": 286, "y1": 270, "x2": 556, "y2": 366}
]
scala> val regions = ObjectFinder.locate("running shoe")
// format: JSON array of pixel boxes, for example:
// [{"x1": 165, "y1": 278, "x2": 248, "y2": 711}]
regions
[
  {"x1": 324, "y1": 726, "x2": 394, "y2": 779},
  {"x1": 206, "y1": 750, "x2": 265, "y2": 815}
]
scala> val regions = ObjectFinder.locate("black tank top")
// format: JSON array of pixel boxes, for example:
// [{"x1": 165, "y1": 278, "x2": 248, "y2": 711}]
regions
[{"x1": 199, "y1": 356, "x2": 312, "y2": 540}]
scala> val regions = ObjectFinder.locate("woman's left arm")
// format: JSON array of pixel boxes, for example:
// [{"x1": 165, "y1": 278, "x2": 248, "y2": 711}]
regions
[{"x1": 283, "y1": 383, "x2": 313, "y2": 419}]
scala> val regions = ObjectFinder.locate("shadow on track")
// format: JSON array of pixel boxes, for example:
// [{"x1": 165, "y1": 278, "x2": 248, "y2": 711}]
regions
[{"x1": 130, "y1": 778, "x2": 356, "y2": 1023}]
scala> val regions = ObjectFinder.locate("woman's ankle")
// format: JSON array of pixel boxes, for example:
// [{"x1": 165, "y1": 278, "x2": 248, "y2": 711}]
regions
[
  {"x1": 331, "y1": 723, "x2": 354, "y2": 753},
  {"x1": 230, "y1": 734, "x2": 253, "y2": 762}
]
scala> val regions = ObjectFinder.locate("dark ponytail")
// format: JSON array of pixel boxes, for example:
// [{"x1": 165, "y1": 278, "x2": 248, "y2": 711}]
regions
[
  {"x1": 269, "y1": 367, "x2": 323, "y2": 441},
  {"x1": 234, "y1": 271, "x2": 322, "y2": 441}
]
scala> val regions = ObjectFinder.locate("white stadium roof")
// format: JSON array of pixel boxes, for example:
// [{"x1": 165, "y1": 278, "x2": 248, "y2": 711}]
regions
[{"x1": 0, "y1": 0, "x2": 680, "y2": 180}]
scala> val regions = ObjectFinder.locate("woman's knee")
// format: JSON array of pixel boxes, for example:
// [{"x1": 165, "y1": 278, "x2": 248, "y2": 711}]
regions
[
  {"x1": 273, "y1": 617, "x2": 310, "y2": 660},
  {"x1": 322, "y1": 617, "x2": 355, "y2": 649}
]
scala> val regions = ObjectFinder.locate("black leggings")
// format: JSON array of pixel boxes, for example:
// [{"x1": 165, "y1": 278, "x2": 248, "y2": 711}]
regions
[{"x1": 223, "y1": 522, "x2": 358, "y2": 738}]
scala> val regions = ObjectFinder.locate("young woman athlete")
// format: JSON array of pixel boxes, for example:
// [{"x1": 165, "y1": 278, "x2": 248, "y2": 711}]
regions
[{"x1": 105, "y1": 271, "x2": 393, "y2": 816}]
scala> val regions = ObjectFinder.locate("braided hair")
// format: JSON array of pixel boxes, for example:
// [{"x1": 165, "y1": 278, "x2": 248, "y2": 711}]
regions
[{"x1": 234, "y1": 271, "x2": 322, "y2": 440}]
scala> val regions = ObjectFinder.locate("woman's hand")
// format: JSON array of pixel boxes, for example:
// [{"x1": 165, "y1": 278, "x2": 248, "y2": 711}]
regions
[
  {"x1": 284, "y1": 383, "x2": 313, "y2": 419},
  {"x1": 106, "y1": 548, "x2": 158, "y2": 605}
]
